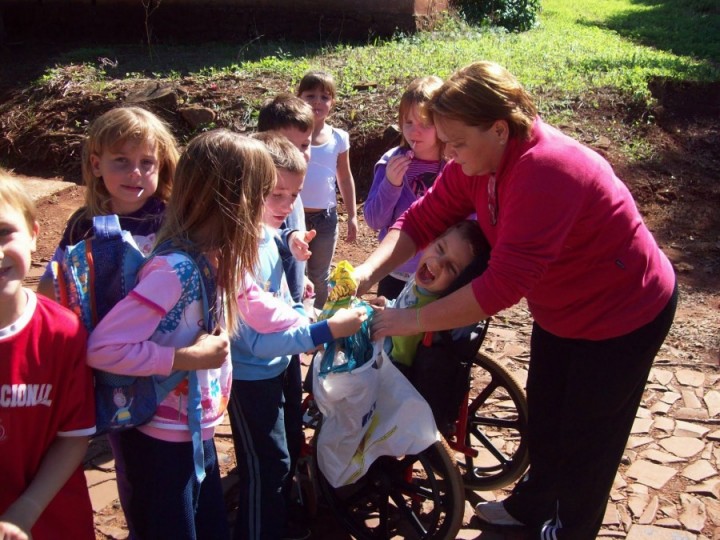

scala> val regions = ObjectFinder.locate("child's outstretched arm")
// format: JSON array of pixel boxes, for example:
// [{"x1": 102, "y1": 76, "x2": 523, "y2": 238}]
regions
[
  {"x1": 234, "y1": 306, "x2": 367, "y2": 358},
  {"x1": 237, "y1": 273, "x2": 307, "y2": 333},
  {"x1": 336, "y1": 149, "x2": 358, "y2": 243},
  {"x1": 0, "y1": 435, "x2": 89, "y2": 538}
]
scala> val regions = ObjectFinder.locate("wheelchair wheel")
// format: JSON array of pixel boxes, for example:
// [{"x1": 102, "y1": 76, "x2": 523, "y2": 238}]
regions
[
  {"x1": 315, "y1": 437, "x2": 464, "y2": 540},
  {"x1": 456, "y1": 352, "x2": 529, "y2": 490}
]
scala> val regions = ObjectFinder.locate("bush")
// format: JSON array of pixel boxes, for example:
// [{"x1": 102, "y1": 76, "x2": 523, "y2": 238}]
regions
[{"x1": 452, "y1": 0, "x2": 541, "y2": 32}]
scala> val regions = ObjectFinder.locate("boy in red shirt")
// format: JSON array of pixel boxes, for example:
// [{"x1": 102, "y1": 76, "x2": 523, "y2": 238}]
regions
[{"x1": 0, "y1": 172, "x2": 96, "y2": 540}]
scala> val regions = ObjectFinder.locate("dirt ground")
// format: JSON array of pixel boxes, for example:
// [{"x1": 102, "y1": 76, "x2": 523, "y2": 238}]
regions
[{"x1": 3, "y1": 52, "x2": 719, "y2": 538}]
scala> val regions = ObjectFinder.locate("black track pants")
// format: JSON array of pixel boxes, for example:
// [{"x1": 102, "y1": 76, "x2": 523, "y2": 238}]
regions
[{"x1": 504, "y1": 286, "x2": 677, "y2": 539}]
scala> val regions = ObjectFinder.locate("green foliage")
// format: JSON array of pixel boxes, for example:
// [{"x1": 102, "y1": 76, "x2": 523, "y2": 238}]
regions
[
  {"x1": 453, "y1": 0, "x2": 541, "y2": 32},
  {"x1": 33, "y1": 0, "x2": 719, "y2": 117}
]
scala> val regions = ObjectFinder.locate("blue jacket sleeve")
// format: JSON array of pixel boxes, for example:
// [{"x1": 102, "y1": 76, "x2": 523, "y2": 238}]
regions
[{"x1": 232, "y1": 320, "x2": 333, "y2": 357}]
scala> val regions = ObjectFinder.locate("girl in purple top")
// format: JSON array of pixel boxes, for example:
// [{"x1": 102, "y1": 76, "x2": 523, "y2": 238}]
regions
[
  {"x1": 357, "y1": 61, "x2": 676, "y2": 540},
  {"x1": 364, "y1": 76, "x2": 446, "y2": 299}
]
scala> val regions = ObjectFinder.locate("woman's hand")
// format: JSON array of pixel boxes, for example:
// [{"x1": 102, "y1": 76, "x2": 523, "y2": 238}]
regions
[
  {"x1": 327, "y1": 307, "x2": 368, "y2": 339},
  {"x1": 353, "y1": 264, "x2": 374, "y2": 297},
  {"x1": 386, "y1": 154, "x2": 412, "y2": 187},
  {"x1": 173, "y1": 328, "x2": 229, "y2": 370},
  {"x1": 371, "y1": 307, "x2": 419, "y2": 339}
]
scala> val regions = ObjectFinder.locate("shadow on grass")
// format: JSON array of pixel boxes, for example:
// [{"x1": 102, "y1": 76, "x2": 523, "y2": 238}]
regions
[
  {"x1": 582, "y1": 0, "x2": 720, "y2": 64},
  {"x1": 607, "y1": 0, "x2": 720, "y2": 65}
]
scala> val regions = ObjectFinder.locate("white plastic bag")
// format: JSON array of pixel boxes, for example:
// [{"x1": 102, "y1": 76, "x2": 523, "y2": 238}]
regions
[{"x1": 313, "y1": 343, "x2": 440, "y2": 488}]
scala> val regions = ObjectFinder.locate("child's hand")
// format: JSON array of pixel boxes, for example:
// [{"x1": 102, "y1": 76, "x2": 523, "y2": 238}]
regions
[
  {"x1": 345, "y1": 216, "x2": 358, "y2": 243},
  {"x1": 290, "y1": 230, "x2": 316, "y2": 262},
  {"x1": 0, "y1": 497, "x2": 37, "y2": 540},
  {"x1": 303, "y1": 278, "x2": 315, "y2": 300},
  {"x1": 370, "y1": 296, "x2": 388, "y2": 309},
  {"x1": 386, "y1": 153, "x2": 412, "y2": 187},
  {"x1": 0, "y1": 520, "x2": 30, "y2": 540},
  {"x1": 174, "y1": 327, "x2": 229, "y2": 370},
  {"x1": 327, "y1": 307, "x2": 368, "y2": 339}
]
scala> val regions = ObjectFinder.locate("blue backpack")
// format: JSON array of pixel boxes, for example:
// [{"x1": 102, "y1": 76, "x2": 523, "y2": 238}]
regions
[{"x1": 52, "y1": 214, "x2": 215, "y2": 481}]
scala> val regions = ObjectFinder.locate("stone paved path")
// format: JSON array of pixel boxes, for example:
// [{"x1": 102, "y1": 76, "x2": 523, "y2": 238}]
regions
[{"x1": 84, "y1": 309, "x2": 719, "y2": 540}]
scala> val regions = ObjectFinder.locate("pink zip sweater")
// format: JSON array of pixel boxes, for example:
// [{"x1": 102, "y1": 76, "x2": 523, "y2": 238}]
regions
[
  {"x1": 396, "y1": 118, "x2": 675, "y2": 340},
  {"x1": 87, "y1": 255, "x2": 304, "y2": 442}
]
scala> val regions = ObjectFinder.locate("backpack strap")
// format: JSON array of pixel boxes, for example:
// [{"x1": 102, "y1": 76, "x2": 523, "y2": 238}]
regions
[
  {"x1": 151, "y1": 243, "x2": 217, "y2": 483},
  {"x1": 92, "y1": 214, "x2": 123, "y2": 240},
  {"x1": 184, "y1": 252, "x2": 215, "y2": 484}
]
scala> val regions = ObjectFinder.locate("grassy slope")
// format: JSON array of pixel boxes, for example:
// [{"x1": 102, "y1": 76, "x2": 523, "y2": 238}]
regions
[{"x1": 44, "y1": 0, "x2": 720, "y2": 106}]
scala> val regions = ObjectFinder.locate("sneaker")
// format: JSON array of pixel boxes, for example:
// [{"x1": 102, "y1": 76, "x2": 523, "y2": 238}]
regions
[{"x1": 475, "y1": 501, "x2": 525, "y2": 528}]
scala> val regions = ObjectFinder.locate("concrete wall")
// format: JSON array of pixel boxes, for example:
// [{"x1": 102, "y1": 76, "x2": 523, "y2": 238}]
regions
[{"x1": 2, "y1": 0, "x2": 449, "y2": 43}]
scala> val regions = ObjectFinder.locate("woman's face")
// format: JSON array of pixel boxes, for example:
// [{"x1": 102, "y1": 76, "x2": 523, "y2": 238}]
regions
[{"x1": 435, "y1": 117, "x2": 507, "y2": 177}]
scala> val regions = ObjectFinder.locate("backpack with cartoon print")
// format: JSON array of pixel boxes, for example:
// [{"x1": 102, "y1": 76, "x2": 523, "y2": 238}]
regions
[{"x1": 52, "y1": 214, "x2": 215, "y2": 436}]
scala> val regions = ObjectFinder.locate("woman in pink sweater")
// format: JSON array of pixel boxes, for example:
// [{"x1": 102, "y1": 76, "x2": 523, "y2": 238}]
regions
[{"x1": 356, "y1": 61, "x2": 677, "y2": 540}]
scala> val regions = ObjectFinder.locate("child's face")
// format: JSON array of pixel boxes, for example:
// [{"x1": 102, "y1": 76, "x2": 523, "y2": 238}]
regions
[
  {"x1": 298, "y1": 87, "x2": 334, "y2": 124},
  {"x1": 90, "y1": 139, "x2": 160, "y2": 214},
  {"x1": 263, "y1": 168, "x2": 304, "y2": 229},
  {"x1": 277, "y1": 127, "x2": 312, "y2": 163},
  {"x1": 415, "y1": 228, "x2": 475, "y2": 294},
  {"x1": 403, "y1": 104, "x2": 439, "y2": 160},
  {"x1": 0, "y1": 202, "x2": 38, "y2": 307}
]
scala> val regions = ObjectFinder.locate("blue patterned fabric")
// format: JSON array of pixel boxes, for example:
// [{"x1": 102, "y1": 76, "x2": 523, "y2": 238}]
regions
[{"x1": 52, "y1": 216, "x2": 215, "y2": 482}]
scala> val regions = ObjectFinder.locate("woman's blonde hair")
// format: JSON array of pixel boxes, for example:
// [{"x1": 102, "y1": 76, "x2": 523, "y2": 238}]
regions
[
  {"x1": 0, "y1": 170, "x2": 37, "y2": 231},
  {"x1": 398, "y1": 75, "x2": 444, "y2": 150},
  {"x1": 81, "y1": 106, "x2": 179, "y2": 216},
  {"x1": 154, "y1": 129, "x2": 275, "y2": 333},
  {"x1": 429, "y1": 61, "x2": 537, "y2": 140},
  {"x1": 296, "y1": 71, "x2": 337, "y2": 101}
]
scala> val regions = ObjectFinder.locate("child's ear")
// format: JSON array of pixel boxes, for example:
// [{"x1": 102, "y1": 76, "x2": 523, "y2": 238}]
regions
[
  {"x1": 30, "y1": 221, "x2": 39, "y2": 252},
  {"x1": 89, "y1": 153, "x2": 103, "y2": 177}
]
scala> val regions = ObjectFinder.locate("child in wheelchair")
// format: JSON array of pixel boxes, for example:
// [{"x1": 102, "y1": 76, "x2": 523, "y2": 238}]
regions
[
  {"x1": 305, "y1": 220, "x2": 489, "y2": 491},
  {"x1": 372, "y1": 219, "x2": 490, "y2": 435}
]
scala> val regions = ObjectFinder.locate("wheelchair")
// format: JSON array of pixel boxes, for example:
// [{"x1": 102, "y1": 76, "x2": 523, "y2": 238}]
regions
[{"x1": 297, "y1": 319, "x2": 529, "y2": 540}]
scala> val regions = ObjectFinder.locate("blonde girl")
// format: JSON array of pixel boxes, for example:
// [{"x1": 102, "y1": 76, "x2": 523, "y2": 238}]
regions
[
  {"x1": 297, "y1": 70, "x2": 358, "y2": 311},
  {"x1": 35, "y1": 105, "x2": 178, "y2": 539},
  {"x1": 37, "y1": 106, "x2": 179, "y2": 298},
  {"x1": 86, "y1": 130, "x2": 279, "y2": 539},
  {"x1": 364, "y1": 75, "x2": 446, "y2": 299}
]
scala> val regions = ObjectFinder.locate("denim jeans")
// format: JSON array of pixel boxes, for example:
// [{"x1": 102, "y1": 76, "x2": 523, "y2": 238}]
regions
[
  {"x1": 117, "y1": 429, "x2": 229, "y2": 540},
  {"x1": 107, "y1": 432, "x2": 138, "y2": 540},
  {"x1": 304, "y1": 207, "x2": 338, "y2": 310}
]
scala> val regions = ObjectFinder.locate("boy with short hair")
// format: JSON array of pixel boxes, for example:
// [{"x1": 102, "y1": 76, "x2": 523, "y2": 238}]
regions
[
  {"x1": 229, "y1": 133, "x2": 365, "y2": 540},
  {"x1": 257, "y1": 92, "x2": 315, "y2": 304},
  {"x1": 0, "y1": 173, "x2": 96, "y2": 540}
]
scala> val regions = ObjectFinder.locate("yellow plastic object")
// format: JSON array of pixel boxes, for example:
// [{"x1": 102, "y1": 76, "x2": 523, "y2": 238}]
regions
[{"x1": 318, "y1": 260, "x2": 357, "y2": 321}]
